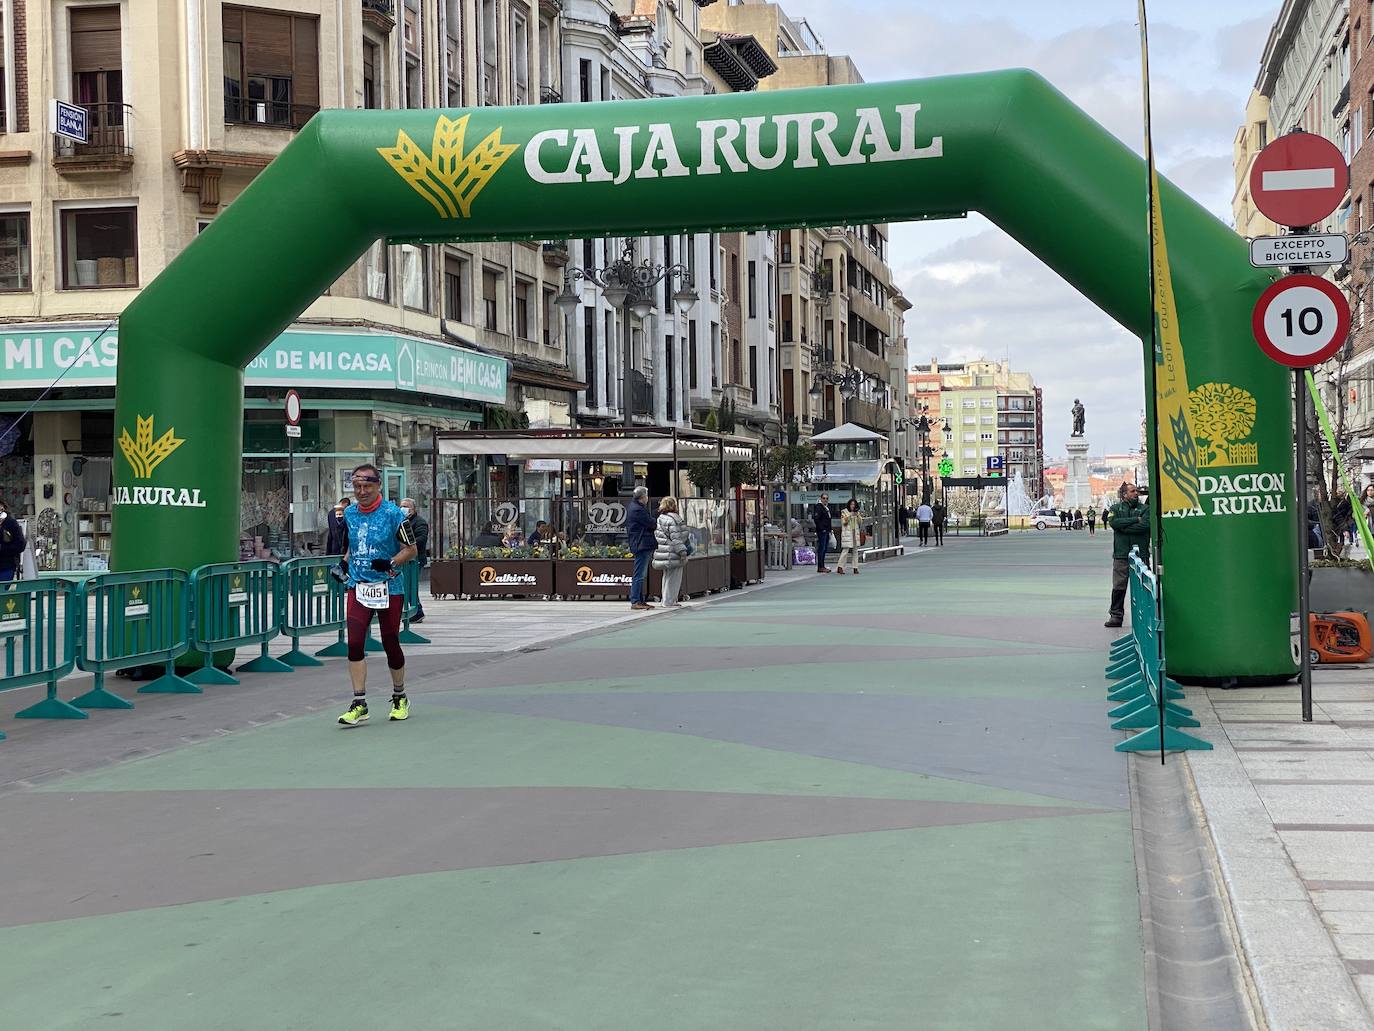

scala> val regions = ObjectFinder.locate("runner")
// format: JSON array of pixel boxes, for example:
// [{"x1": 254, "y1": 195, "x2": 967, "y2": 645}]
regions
[{"x1": 337, "y1": 464, "x2": 418, "y2": 726}]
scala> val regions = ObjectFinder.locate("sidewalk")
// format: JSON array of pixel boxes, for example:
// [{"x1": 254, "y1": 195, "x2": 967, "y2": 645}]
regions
[{"x1": 1184, "y1": 667, "x2": 1374, "y2": 1030}]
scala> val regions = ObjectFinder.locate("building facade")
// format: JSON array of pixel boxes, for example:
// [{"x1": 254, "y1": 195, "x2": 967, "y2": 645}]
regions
[{"x1": 1231, "y1": 88, "x2": 1279, "y2": 238}]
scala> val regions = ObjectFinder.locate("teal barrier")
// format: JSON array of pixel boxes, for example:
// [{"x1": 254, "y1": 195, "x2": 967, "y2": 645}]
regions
[
  {"x1": 278, "y1": 557, "x2": 347, "y2": 666},
  {"x1": 187, "y1": 561, "x2": 291, "y2": 684},
  {"x1": 1106, "y1": 549, "x2": 1211, "y2": 753},
  {"x1": 71, "y1": 568, "x2": 195, "y2": 709},
  {"x1": 398, "y1": 562, "x2": 430, "y2": 645},
  {"x1": 1, "y1": 578, "x2": 86, "y2": 732}
]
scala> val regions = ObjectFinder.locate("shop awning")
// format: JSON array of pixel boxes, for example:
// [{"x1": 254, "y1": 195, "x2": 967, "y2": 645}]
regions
[
  {"x1": 811, "y1": 460, "x2": 884, "y2": 485},
  {"x1": 436, "y1": 433, "x2": 754, "y2": 463},
  {"x1": 810, "y1": 422, "x2": 885, "y2": 444}
]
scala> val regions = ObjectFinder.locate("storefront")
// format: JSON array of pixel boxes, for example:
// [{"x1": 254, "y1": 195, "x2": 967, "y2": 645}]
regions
[{"x1": 0, "y1": 323, "x2": 505, "y2": 571}]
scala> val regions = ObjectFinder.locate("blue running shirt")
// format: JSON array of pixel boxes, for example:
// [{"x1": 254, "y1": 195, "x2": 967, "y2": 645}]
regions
[{"x1": 344, "y1": 500, "x2": 414, "y2": 596}]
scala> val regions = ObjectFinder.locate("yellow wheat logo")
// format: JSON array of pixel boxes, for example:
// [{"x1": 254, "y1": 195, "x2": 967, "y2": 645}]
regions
[
  {"x1": 118, "y1": 415, "x2": 185, "y2": 480},
  {"x1": 1188, "y1": 383, "x2": 1259, "y2": 469},
  {"x1": 378, "y1": 114, "x2": 519, "y2": 219}
]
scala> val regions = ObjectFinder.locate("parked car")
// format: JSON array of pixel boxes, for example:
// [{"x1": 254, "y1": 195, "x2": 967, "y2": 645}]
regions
[{"x1": 1033, "y1": 509, "x2": 1060, "y2": 530}]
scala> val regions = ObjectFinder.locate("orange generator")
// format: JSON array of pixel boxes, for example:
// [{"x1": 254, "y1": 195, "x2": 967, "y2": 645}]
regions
[{"x1": 1309, "y1": 611, "x2": 1374, "y2": 664}]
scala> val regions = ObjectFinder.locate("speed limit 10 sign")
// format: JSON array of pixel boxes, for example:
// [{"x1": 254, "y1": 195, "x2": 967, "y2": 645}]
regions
[{"x1": 1251, "y1": 274, "x2": 1351, "y2": 368}]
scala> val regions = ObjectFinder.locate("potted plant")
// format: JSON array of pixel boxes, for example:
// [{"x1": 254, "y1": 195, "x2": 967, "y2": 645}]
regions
[
  {"x1": 555, "y1": 542, "x2": 638, "y2": 598},
  {"x1": 429, "y1": 545, "x2": 464, "y2": 599},
  {"x1": 461, "y1": 544, "x2": 555, "y2": 598}
]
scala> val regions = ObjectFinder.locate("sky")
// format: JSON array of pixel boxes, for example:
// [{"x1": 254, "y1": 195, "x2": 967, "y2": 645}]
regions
[{"x1": 780, "y1": 0, "x2": 1281, "y2": 455}]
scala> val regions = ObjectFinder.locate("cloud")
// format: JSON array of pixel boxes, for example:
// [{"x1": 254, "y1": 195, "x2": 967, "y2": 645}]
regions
[
  {"x1": 894, "y1": 225, "x2": 1147, "y2": 454},
  {"x1": 1214, "y1": 12, "x2": 1280, "y2": 77}
]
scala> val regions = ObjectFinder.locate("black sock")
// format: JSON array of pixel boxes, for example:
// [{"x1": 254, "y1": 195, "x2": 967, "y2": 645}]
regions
[
  {"x1": 392, "y1": 690, "x2": 406, "y2": 700},
  {"x1": 353, "y1": 694, "x2": 366, "y2": 706}
]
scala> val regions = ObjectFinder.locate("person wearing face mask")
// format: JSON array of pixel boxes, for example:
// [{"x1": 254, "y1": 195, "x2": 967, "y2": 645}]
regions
[
  {"x1": 0, "y1": 498, "x2": 24, "y2": 582},
  {"x1": 326, "y1": 496, "x2": 350, "y2": 556},
  {"x1": 400, "y1": 497, "x2": 429, "y2": 624}
]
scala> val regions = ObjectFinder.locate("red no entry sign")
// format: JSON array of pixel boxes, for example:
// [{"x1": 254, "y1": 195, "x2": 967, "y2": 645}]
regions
[
  {"x1": 1250, "y1": 133, "x2": 1349, "y2": 228},
  {"x1": 1251, "y1": 274, "x2": 1350, "y2": 368},
  {"x1": 284, "y1": 388, "x2": 302, "y2": 426}
]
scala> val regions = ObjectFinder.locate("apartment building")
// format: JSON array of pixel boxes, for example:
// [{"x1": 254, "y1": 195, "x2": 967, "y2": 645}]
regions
[
  {"x1": 702, "y1": 0, "x2": 908, "y2": 446},
  {"x1": 0, "y1": 0, "x2": 574, "y2": 571},
  {"x1": 1231, "y1": 88, "x2": 1279, "y2": 239}
]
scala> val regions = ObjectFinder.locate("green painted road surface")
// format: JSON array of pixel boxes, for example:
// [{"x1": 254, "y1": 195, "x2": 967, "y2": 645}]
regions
[{"x1": 1, "y1": 533, "x2": 1147, "y2": 1030}]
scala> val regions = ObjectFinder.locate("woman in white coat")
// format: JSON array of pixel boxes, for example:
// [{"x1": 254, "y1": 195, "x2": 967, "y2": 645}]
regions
[
  {"x1": 653, "y1": 496, "x2": 691, "y2": 606},
  {"x1": 836, "y1": 498, "x2": 861, "y2": 575}
]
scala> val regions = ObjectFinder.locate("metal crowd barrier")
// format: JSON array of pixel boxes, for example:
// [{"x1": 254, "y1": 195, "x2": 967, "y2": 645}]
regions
[
  {"x1": 278, "y1": 556, "x2": 348, "y2": 666},
  {"x1": 398, "y1": 562, "x2": 430, "y2": 644},
  {"x1": 1, "y1": 578, "x2": 85, "y2": 734},
  {"x1": 71, "y1": 568, "x2": 196, "y2": 709},
  {"x1": 1104, "y1": 549, "x2": 1210, "y2": 753},
  {"x1": 187, "y1": 561, "x2": 291, "y2": 684}
]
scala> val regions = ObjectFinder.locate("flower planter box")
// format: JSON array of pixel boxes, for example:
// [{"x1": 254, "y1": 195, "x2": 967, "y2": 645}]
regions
[
  {"x1": 461, "y1": 559, "x2": 554, "y2": 598},
  {"x1": 730, "y1": 549, "x2": 764, "y2": 587},
  {"x1": 556, "y1": 559, "x2": 637, "y2": 599},
  {"x1": 429, "y1": 559, "x2": 462, "y2": 599}
]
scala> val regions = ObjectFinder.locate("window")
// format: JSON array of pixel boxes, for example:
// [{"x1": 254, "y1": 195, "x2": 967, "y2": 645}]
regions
[
  {"x1": 365, "y1": 241, "x2": 389, "y2": 301},
  {"x1": 748, "y1": 260, "x2": 757, "y2": 317},
  {"x1": 543, "y1": 287, "x2": 557, "y2": 346},
  {"x1": 731, "y1": 338, "x2": 742, "y2": 384},
  {"x1": 445, "y1": 0, "x2": 463, "y2": 105},
  {"x1": 600, "y1": 67, "x2": 610, "y2": 102},
  {"x1": 749, "y1": 344, "x2": 758, "y2": 394},
  {"x1": 709, "y1": 233, "x2": 718, "y2": 289},
  {"x1": 443, "y1": 254, "x2": 468, "y2": 322},
  {"x1": 223, "y1": 7, "x2": 319, "y2": 128},
  {"x1": 0, "y1": 212, "x2": 31, "y2": 291},
  {"x1": 781, "y1": 293, "x2": 793, "y2": 341},
  {"x1": 781, "y1": 234, "x2": 792, "y2": 263},
  {"x1": 666, "y1": 336, "x2": 675, "y2": 421},
  {"x1": 980, "y1": 432, "x2": 995, "y2": 441},
  {"x1": 482, "y1": 267, "x2": 500, "y2": 330},
  {"x1": 583, "y1": 307, "x2": 597, "y2": 406},
  {"x1": 980, "y1": 397, "x2": 995, "y2": 407},
  {"x1": 731, "y1": 254, "x2": 740, "y2": 305},
  {"x1": 710, "y1": 322, "x2": 720, "y2": 387},
  {"x1": 688, "y1": 322, "x2": 698, "y2": 391},
  {"x1": 961, "y1": 399, "x2": 975, "y2": 409},
  {"x1": 363, "y1": 39, "x2": 380, "y2": 109},
  {"x1": 71, "y1": 6, "x2": 125, "y2": 147},
  {"x1": 579, "y1": 59, "x2": 592, "y2": 103},
  {"x1": 767, "y1": 264, "x2": 775, "y2": 319},
  {"x1": 400, "y1": 244, "x2": 428, "y2": 311},
  {"x1": 511, "y1": 7, "x2": 529, "y2": 104},
  {"x1": 0, "y1": 11, "x2": 8, "y2": 131},
  {"x1": 481, "y1": 0, "x2": 497, "y2": 103},
  {"x1": 514, "y1": 279, "x2": 531, "y2": 338},
  {"x1": 60, "y1": 206, "x2": 137, "y2": 289}
]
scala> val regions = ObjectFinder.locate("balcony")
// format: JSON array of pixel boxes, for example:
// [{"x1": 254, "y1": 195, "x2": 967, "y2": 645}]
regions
[
  {"x1": 539, "y1": 85, "x2": 563, "y2": 104},
  {"x1": 541, "y1": 241, "x2": 570, "y2": 267},
  {"x1": 225, "y1": 96, "x2": 318, "y2": 132},
  {"x1": 844, "y1": 397, "x2": 892, "y2": 435},
  {"x1": 361, "y1": 0, "x2": 395, "y2": 31},
  {"x1": 52, "y1": 104, "x2": 134, "y2": 175}
]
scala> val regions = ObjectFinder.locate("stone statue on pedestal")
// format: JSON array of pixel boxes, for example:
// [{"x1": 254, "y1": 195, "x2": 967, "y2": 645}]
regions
[{"x1": 1071, "y1": 399, "x2": 1086, "y2": 437}]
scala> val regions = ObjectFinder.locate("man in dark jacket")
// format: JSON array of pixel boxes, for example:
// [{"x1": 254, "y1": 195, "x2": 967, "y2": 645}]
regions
[
  {"x1": 1105, "y1": 482, "x2": 1151, "y2": 627},
  {"x1": 0, "y1": 499, "x2": 24, "y2": 581},
  {"x1": 626, "y1": 486, "x2": 656, "y2": 609},
  {"x1": 401, "y1": 498, "x2": 429, "y2": 623},
  {"x1": 811, "y1": 493, "x2": 833, "y2": 572},
  {"x1": 931, "y1": 500, "x2": 947, "y2": 546},
  {"x1": 326, "y1": 497, "x2": 350, "y2": 556}
]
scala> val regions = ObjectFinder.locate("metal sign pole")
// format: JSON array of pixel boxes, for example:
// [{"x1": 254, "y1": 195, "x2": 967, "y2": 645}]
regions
[
  {"x1": 287, "y1": 427, "x2": 296, "y2": 559},
  {"x1": 1295, "y1": 367, "x2": 1314, "y2": 722}
]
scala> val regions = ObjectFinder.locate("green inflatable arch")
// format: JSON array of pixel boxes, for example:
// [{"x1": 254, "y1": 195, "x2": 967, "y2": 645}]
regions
[{"x1": 112, "y1": 69, "x2": 1293, "y2": 680}]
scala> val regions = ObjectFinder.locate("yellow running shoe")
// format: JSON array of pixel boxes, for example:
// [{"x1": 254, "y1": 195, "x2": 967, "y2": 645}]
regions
[
  {"x1": 389, "y1": 695, "x2": 409, "y2": 721},
  {"x1": 338, "y1": 699, "x2": 369, "y2": 726}
]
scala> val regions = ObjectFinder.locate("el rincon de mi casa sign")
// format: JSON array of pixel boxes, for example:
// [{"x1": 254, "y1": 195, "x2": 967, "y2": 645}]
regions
[
  {"x1": 112, "y1": 72, "x2": 1297, "y2": 680},
  {"x1": 0, "y1": 327, "x2": 506, "y2": 403}
]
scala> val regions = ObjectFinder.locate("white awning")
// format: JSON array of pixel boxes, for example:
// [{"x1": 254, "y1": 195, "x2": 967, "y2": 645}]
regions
[
  {"x1": 436, "y1": 436, "x2": 754, "y2": 463},
  {"x1": 810, "y1": 460, "x2": 884, "y2": 486},
  {"x1": 810, "y1": 422, "x2": 884, "y2": 444}
]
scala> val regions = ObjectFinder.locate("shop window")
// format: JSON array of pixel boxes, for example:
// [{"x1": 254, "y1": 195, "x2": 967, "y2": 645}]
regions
[
  {"x1": 60, "y1": 206, "x2": 137, "y2": 289},
  {"x1": 0, "y1": 212, "x2": 31, "y2": 291},
  {"x1": 400, "y1": 244, "x2": 428, "y2": 311},
  {"x1": 222, "y1": 5, "x2": 319, "y2": 129}
]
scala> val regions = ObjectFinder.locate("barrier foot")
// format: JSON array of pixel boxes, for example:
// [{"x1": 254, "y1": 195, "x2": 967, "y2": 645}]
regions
[
  {"x1": 1109, "y1": 697, "x2": 1150, "y2": 718},
  {"x1": 1110, "y1": 633, "x2": 1132, "y2": 649},
  {"x1": 1105, "y1": 659, "x2": 1137, "y2": 680},
  {"x1": 1110, "y1": 702, "x2": 1159, "y2": 731},
  {"x1": 1107, "y1": 677, "x2": 1147, "y2": 702},
  {"x1": 398, "y1": 628, "x2": 430, "y2": 644},
  {"x1": 139, "y1": 662, "x2": 202, "y2": 694},
  {"x1": 1163, "y1": 709, "x2": 1203, "y2": 729},
  {"x1": 315, "y1": 632, "x2": 349, "y2": 658},
  {"x1": 1164, "y1": 678, "x2": 1187, "y2": 700},
  {"x1": 71, "y1": 675, "x2": 134, "y2": 710},
  {"x1": 186, "y1": 665, "x2": 240, "y2": 686},
  {"x1": 1109, "y1": 641, "x2": 1135, "y2": 659},
  {"x1": 1164, "y1": 700, "x2": 1194, "y2": 718},
  {"x1": 281, "y1": 644, "x2": 324, "y2": 667},
  {"x1": 15, "y1": 695, "x2": 89, "y2": 720},
  {"x1": 1116, "y1": 725, "x2": 1212, "y2": 752},
  {"x1": 238, "y1": 644, "x2": 294, "y2": 675}
]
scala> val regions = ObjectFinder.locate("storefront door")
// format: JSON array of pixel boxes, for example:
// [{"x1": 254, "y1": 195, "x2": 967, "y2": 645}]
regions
[{"x1": 384, "y1": 466, "x2": 406, "y2": 503}]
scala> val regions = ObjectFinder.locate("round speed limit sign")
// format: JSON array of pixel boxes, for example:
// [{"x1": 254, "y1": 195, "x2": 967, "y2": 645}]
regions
[{"x1": 1251, "y1": 274, "x2": 1351, "y2": 368}]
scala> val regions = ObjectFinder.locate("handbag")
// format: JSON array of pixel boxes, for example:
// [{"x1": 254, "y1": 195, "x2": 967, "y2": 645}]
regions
[{"x1": 793, "y1": 546, "x2": 816, "y2": 565}]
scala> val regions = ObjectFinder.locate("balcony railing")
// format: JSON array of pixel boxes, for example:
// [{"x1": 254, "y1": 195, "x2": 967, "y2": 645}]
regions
[
  {"x1": 225, "y1": 96, "x2": 318, "y2": 131},
  {"x1": 539, "y1": 86, "x2": 563, "y2": 104},
  {"x1": 361, "y1": 0, "x2": 396, "y2": 29},
  {"x1": 53, "y1": 103, "x2": 134, "y2": 166}
]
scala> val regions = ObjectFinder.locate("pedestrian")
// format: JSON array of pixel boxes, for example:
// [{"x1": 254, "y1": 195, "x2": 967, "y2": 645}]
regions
[
  {"x1": 626, "y1": 485, "x2": 657, "y2": 610},
  {"x1": 1086, "y1": 506, "x2": 1097, "y2": 536},
  {"x1": 835, "y1": 498, "x2": 862, "y2": 575},
  {"x1": 898, "y1": 503, "x2": 910, "y2": 538},
  {"x1": 812, "y1": 492, "x2": 834, "y2": 573},
  {"x1": 1061, "y1": 509, "x2": 1070, "y2": 530},
  {"x1": 400, "y1": 497, "x2": 428, "y2": 623},
  {"x1": 916, "y1": 500, "x2": 933, "y2": 547},
  {"x1": 932, "y1": 500, "x2": 947, "y2": 546},
  {"x1": 1362, "y1": 484, "x2": 1374, "y2": 543},
  {"x1": 1074, "y1": 508, "x2": 1084, "y2": 530},
  {"x1": 652, "y1": 495, "x2": 690, "y2": 607},
  {"x1": 326, "y1": 496, "x2": 350, "y2": 556},
  {"x1": 1104, "y1": 482, "x2": 1150, "y2": 628},
  {"x1": 0, "y1": 498, "x2": 25, "y2": 582},
  {"x1": 337, "y1": 464, "x2": 418, "y2": 726}
]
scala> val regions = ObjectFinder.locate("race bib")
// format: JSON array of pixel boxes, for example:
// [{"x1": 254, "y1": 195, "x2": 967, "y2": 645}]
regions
[{"x1": 356, "y1": 580, "x2": 390, "y2": 610}]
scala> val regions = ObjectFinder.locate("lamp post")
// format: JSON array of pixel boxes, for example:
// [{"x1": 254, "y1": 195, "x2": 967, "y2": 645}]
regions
[{"x1": 556, "y1": 239, "x2": 697, "y2": 490}]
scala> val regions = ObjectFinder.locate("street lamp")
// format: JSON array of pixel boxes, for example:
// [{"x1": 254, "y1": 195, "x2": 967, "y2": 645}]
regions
[{"x1": 556, "y1": 239, "x2": 697, "y2": 489}]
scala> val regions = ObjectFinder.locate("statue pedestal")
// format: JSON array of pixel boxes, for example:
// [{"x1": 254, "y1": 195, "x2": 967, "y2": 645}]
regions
[{"x1": 1062, "y1": 438, "x2": 1093, "y2": 509}]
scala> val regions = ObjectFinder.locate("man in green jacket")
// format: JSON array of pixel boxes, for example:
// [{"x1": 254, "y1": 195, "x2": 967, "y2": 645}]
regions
[{"x1": 1105, "y1": 482, "x2": 1150, "y2": 627}]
